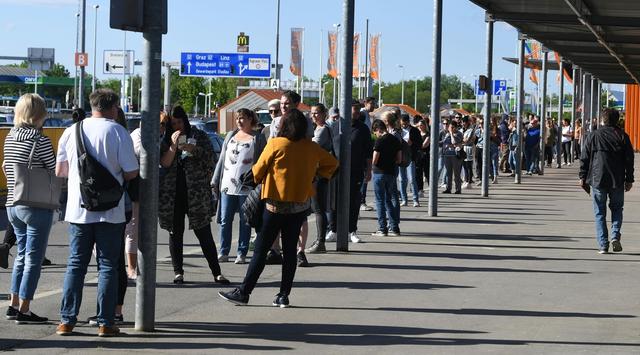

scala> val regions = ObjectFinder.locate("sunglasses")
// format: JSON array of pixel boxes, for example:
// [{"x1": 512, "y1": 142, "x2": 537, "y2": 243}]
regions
[{"x1": 269, "y1": 109, "x2": 279, "y2": 114}]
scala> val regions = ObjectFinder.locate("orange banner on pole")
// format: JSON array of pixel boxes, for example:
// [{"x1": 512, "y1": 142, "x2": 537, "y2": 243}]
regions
[
  {"x1": 327, "y1": 31, "x2": 338, "y2": 78},
  {"x1": 290, "y1": 28, "x2": 303, "y2": 76},
  {"x1": 352, "y1": 33, "x2": 360, "y2": 78},
  {"x1": 529, "y1": 40, "x2": 540, "y2": 85},
  {"x1": 554, "y1": 51, "x2": 573, "y2": 85},
  {"x1": 369, "y1": 34, "x2": 379, "y2": 80}
]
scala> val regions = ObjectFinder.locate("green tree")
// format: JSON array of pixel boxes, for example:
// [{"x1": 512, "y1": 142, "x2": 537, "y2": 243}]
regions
[{"x1": 43, "y1": 63, "x2": 70, "y2": 78}]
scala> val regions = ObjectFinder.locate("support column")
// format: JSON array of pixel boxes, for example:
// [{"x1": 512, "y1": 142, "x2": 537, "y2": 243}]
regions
[
  {"x1": 336, "y1": 0, "x2": 354, "y2": 251},
  {"x1": 135, "y1": 0, "x2": 163, "y2": 332},
  {"x1": 539, "y1": 50, "x2": 548, "y2": 175},
  {"x1": 515, "y1": 34, "x2": 525, "y2": 184},
  {"x1": 591, "y1": 77, "x2": 598, "y2": 131},
  {"x1": 428, "y1": 0, "x2": 443, "y2": 216},
  {"x1": 556, "y1": 59, "x2": 564, "y2": 168},
  {"x1": 582, "y1": 73, "x2": 592, "y2": 143},
  {"x1": 481, "y1": 14, "x2": 494, "y2": 197},
  {"x1": 570, "y1": 66, "x2": 579, "y2": 163}
]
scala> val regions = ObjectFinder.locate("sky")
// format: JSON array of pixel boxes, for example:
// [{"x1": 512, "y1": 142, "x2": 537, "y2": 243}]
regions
[{"x1": 1, "y1": 0, "x2": 614, "y2": 96}]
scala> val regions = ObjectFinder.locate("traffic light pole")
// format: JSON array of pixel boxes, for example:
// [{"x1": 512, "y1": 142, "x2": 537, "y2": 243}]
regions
[{"x1": 136, "y1": 0, "x2": 163, "y2": 332}]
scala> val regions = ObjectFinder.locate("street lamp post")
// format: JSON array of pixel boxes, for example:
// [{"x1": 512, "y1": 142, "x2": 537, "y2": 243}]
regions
[
  {"x1": 74, "y1": 12, "x2": 80, "y2": 107},
  {"x1": 138, "y1": 87, "x2": 143, "y2": 112},
  {"x1": 413, "y1": 76, "x2": 418, "y2": 109},
  {"x1": 398, "y1": 65, "x2": 405, "y2": 105},
  {"x1": 91, "y1": 4, "x2": 99, "y2": 92},
  {"x1": 459, "y1": 75, "x2": 465, "y2": 109},
  {"x1": 196, "y1": 92, "x2": 205, "y2": 117}
]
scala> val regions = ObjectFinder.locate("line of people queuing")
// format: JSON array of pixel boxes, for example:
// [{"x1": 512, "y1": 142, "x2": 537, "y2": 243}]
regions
[{"x1": 2, "y1": 88, "x2": 591, "y2": 337}]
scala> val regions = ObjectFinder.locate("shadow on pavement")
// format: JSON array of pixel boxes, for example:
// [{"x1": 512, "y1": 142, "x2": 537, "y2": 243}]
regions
[
  {"x1": 313, "y1": 262, "x2": 589, "y2": 274},
  {"x1": 257, "y1": 280, "x2": 473, "y2": 290}
]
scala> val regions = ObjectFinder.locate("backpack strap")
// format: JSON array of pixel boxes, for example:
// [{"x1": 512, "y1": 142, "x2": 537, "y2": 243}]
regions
[{"x1": 75, "y1": 121, "x2": 87, "y2": 158}]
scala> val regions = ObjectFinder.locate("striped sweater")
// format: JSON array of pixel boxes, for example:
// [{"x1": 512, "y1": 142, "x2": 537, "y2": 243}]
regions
[{"x1": 3, "y1": 127, "x2": 56, "y2": 206}]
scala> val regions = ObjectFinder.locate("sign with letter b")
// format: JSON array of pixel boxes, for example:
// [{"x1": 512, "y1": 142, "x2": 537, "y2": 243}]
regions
[{"x1": 75, "y1": 53, "x2": 88, "y2": 67}]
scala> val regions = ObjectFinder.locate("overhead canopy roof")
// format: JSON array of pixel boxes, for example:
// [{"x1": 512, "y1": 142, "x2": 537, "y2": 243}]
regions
[{"x1": 469, "y1": 0, "x2": 640, "y2": 84}]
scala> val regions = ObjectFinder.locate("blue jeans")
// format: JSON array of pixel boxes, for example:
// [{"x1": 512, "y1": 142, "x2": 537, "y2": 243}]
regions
[
  {"x1": 60, "y1": 222, "x2": 125, "y2": 327},
  {"x1": 490, "y1": 145, "x2": 499, "y2": 178},
  {"x1": 360, "y1": 180, "x2": 368, "y2": 205},
  {"x1": 373, "y1": 173, "x2": 399, "y2": 232},
  {"x1": 524, "y1": 146, "x2": 539, "y2": 173},
  {"x1": 8, "y1": 206, "x2": 53, "y2": 300},
  {"x1": 399, "y1": 161, "x2": 419, "y2": 203},
  {"x1": 591, "y1": 186, "x2": 624, "y2": 250},
  {"x1": 509, "y1": 149, "x2": 517, "y2": 172},
  {"x1": 218, "y1": 192, "x2": 250, "y2": 257}
]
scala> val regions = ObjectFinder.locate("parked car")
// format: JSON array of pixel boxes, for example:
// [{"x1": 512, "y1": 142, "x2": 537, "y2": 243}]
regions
[{"x1": 190, "y1": 119, "x2": 223, "y2": 164}]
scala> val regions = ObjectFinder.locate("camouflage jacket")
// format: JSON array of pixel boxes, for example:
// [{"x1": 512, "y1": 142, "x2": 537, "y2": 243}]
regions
[{"x1": 158, "y1": 127, "x2": 215, "y2": 231}]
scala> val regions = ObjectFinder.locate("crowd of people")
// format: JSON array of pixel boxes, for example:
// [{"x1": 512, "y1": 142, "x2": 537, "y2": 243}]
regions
[{"x1": 0, "y1": 88, "x2": 630, "y2": 337}]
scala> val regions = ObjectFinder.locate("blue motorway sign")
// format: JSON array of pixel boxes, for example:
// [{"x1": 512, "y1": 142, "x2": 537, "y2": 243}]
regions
[
  {"x1": 475, "y1": 79, "x2": 508, "y2": 95},
  {"x1": 180, "y1": 52, "x2": 271, "y2": 78}
]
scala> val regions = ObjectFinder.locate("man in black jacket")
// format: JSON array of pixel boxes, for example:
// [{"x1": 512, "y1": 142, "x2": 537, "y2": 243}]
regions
[{"x1": 579, "y1": 108, "x2": 634, "y2": 254}]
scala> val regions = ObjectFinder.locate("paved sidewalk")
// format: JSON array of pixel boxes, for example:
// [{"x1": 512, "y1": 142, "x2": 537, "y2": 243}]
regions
[{"x1": 1, "y1": 164, "x2": 639, "y2": 354}]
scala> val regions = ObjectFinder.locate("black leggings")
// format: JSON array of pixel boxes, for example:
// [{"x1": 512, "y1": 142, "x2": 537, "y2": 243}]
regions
[
  {"x1": 240, "y1": 209, "x2": 307, "y2": 296},
  {"x1": 168, "y1": 189, "x2": 222, "y2": 277},
  {"x1": 462, "y1": 160, "x2": 474, "y2": 183},
  {"x1": 3, "y1": 224, "x2": 16, "y2": 247}
]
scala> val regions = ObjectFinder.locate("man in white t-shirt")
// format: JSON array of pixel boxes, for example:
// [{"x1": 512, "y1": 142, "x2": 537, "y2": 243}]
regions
[{"x1": 55, "y1": 89, "x2": 139, "y2": 337}]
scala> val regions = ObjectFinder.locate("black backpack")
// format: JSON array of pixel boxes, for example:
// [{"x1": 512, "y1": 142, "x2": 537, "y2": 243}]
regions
[{"x1": 75, "y1": 121, "x2": 124, "y2": 211}]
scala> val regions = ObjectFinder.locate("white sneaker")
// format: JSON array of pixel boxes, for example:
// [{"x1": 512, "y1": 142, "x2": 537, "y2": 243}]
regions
[
  {"x1": 413, "y1": 201, "x2": 420, "y2": 207},
  {"x1": 349, "y1": 232, "x2": 362, "y2": 243},
  {"x1": 400, "y1": 201, "x2": 408, "y2": 207},
  {"x1": 492, "y1": 177, "x2": 498, "y2": 184},
  {"x1": 325, "y1": 231, "x2": 337, "y2": 242},
  {"x1": 461, "y1": 182, "x2": 468, "y2": 188},
  {"x1": 360, "y1": 203, "x2": 374, "y2": 211},
  {"x1": 217, "y1": 254, "x2": 228, "y2": 263},
  {"x1": 234, "y1": 255, "x2": 246, "y2": 264}
]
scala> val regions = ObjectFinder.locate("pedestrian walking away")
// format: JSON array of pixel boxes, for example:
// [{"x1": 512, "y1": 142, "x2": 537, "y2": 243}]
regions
[{"x1": 579, "y1": 108, "x2": 634, "y2": 254}]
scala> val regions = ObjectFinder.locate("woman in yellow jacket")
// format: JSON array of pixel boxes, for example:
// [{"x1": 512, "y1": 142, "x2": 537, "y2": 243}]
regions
[{"x1": 219, "y1": 109, "x2": 338, "y2": 307}]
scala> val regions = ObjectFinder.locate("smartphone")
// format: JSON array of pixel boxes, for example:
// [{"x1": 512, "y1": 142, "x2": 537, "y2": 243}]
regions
[{"x1": 177, "y1": 135, "x2": 187, "y2": 147}]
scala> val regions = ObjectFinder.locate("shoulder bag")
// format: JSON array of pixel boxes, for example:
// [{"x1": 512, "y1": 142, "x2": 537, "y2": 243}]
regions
[{"x1": 12, "y1": 136, "x2": 64, "y2": 210}]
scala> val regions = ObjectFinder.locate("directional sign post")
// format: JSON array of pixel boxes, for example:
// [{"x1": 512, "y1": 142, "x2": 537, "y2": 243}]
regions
[
  {"x1": 104, "y1": 50, "x2": 135, "y2": 74},
  {"x1": 180, "y1": 52, "x2": 270, "y2": 78},
  {"x1": 475, "y1": 79, "x2": 507, "y2": 95}
]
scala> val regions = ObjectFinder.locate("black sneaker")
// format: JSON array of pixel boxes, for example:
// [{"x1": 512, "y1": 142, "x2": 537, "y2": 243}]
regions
[
  {"x1": 265, "y1": 249, "x2": 283, "y2": 265},
  {"x1": 305, "y1": 240, "x2": 326, "y2": 254},
  {"x1": 272, "y1": 294, "x2": 290, "y2": 308},
  {"x1": 297, "y1": 251, "x2": 309, "y2": 267},
  {"x1": 218, "y1": 288, "x2": 249, "y2": 306},
  {"x1": 612, "y1": 239, "x2": 623, "y2": 253},
  {"x1": 41, "y1": 257, "x2": 52, "y2": 266},
  {"x1": 0, "y1": 243, "x2": 9, "y2": 269},
  {"x1": 15, "y1": 311, "x2": 48, "y2": 324},
  {"x1": 6, "y1": 306, "x2": 18, "y2": 320}
]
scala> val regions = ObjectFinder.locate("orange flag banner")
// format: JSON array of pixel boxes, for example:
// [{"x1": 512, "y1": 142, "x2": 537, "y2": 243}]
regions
[
  {"x1": 554, "y1": 51, "x2": 573, "y2": 85},
  {"x1": 369, "y1": 34, "x2": 380, "y2": 80},
  {"x1": 353, "y1": 33, "x2": 360, "y2": 78},
  {"x1": 529, "y1": 41, "x2": 540, "y2": 85},
  {"x1": 327, "y1": 31, "x2": 338, "y2": 78},
  {"x1": 290, "y1": 28, "x2": 303, "y2": 76}
]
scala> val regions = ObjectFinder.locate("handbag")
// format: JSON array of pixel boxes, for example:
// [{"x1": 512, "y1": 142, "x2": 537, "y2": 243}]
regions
[
  {"x1": 241, "y1": 185, "x2": 264, "y2": 229},
  {"x1": 455, "y1": 148, "x2": 467, "y2": 160},
  {"x1": 12, "y1": 136, "x2": 64, "y2": 210}
]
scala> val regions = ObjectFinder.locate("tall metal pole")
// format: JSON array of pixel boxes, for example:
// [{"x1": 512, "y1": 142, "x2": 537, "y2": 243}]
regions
[
  {"x1": 274, "y1": 0, "x2": 281, "y2": 90},
  {"x1": 74, "y1": 12, "x2": 80, "y2": 107},
  {"x1": 91, "y1": 4, "x2": 99, "y2": 92},
  {"x1": 336, "y1": 0, "x2": 354, "y2": 252},
  {"x1": 556, "y1": 59, "x2": 564, "y2": 168},
  {"x1": 364, "y1": 19, "x2": 370, "y2": 97},
  {"x1": 136, "y1": 0, "x2": 162, "y2": 332},
  {"x1": 428, "y1": 0, "x2": 443, "y2": 217},
  {"x1": 399, "y1": 65, "x2": 405, "y2": 105},
  {"x1": 122, "y1": 32, "x2": 127, "y2": 111},
  {"x1": 78, "y1": 0, "x2": 87, "y2": 109},
  {"x1": 570, "y1": 66, "x2": 578, "y2": 163},
  {"x1": 582, "y1": 73, "x2": 591, "y2": 142},
  {"x1": 591, "y1": 77, "x2": 598, "y2": 129},
  {"x1": 414, "y1": 78, "x2": 418, "y2": 109},
  {"x1": 333, "y1": 24, "x2": 341, "y2": 108},
  {"x1": 163, "y1": 63, "x2": 171, "y2": 112},
  {"x1": 539, "y1": 50, "x2": 548, "y2": 176},
  {"x1": 515, "y1": 34, "x2": 525, "y2": 184},
  {"x1": 481, "y1": 15, "x2": 493, "y2": 197}
]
